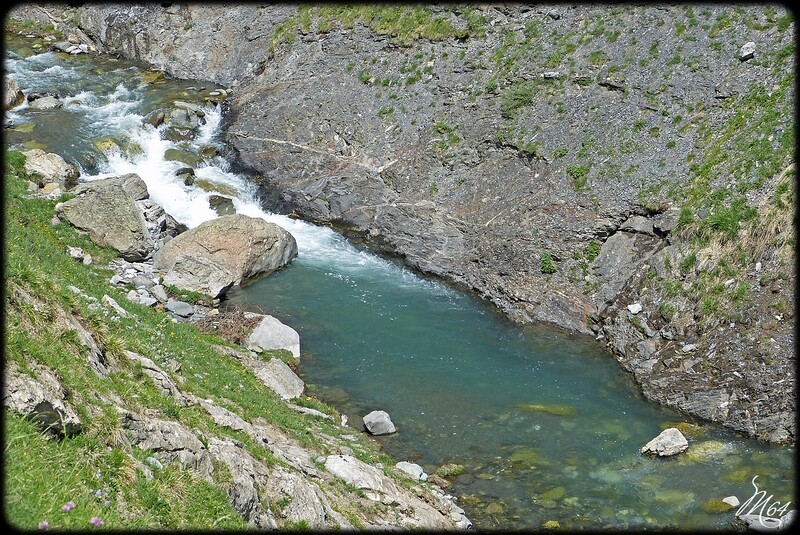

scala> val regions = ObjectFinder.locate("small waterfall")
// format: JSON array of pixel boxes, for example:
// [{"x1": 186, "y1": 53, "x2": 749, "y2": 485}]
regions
[{"x1": 6, "y1": 47, "x2": 452, "y2": 295}]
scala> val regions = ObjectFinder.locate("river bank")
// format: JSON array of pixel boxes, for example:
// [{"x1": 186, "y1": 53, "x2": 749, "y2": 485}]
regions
[
  {"x1": 3, "y1": 10, "x2": 795, "y2": 530},
  {"x1": 7, "y1": 2, "x2": 793, "y2": 444},
  {"x1": 3, "y1": 30, "x2": 472, "y2": 530}
]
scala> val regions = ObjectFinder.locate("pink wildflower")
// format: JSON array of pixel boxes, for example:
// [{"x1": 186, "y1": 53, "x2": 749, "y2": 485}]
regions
[
  {"x1": 38, "y1": 521, "x2": 49, "y2": 530},
  {"x1": 62, "y1": 501, "x2": 75, "y2": 512},
  {"x1": 90, "y1": 517, "x2": 103, "y2": 527}
]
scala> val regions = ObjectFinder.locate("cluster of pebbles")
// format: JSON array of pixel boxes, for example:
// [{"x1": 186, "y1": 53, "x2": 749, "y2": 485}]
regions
[{"x1": 66, "y1": 245, "x2": 220, "y2": 323}]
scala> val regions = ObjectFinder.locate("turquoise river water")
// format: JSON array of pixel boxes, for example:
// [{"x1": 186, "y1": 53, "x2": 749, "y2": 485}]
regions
[{"x1": 4, "y1": 32, "x2": 794, "y2": 530}]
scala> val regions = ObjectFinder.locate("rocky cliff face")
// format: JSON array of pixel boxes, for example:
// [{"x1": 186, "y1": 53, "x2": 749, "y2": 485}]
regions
[{"x1": 12, "y1": 3, "x2": 795, "y2": 443}]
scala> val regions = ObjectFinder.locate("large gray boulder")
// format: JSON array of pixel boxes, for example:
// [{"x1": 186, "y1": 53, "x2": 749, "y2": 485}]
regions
[
  {"x1": 3, "y1": 361, "x2": 82, "y2": 437},
  {"x1": 21, "y1": 149, "x2": 80, "y2": 187},
  {"x1": 254, "y1": 358, "x2": 304, "y2": 400},
  {"x1": 207, "y1": 438, "x2": 277, "y2": 528},
  {"x1": 56, "y1": 175, "x2": 154, "y2": 261},
  {"x1": 122, "y1": 411, "x2": 214, "y2": 478},
  {"x1": 245, "y1": 313, "x2": 300, "y2": 358},
  {"x1": 153, "y1": 214, "x2": 298, "y2": 298},
  {"x1": 263, "y1": 467, "x2": 328, "y2": 530},
  {"x1": 363, "y1": 410, "x2": 397, "y2": 435},
  {"x1": 590, "y1": 230, "x2": 661, "y2": 306},
  {"x1": 396, "y1": 461, "x2": 427, "y2": 481},
  {"x1": 641, "y1": 427, "x2": 689, "y2": 456},
  {"x1": 72, "y1": 173, "x2": 148, "y2": 200},
  {"x1": 324, "y1": 454, "x2": 402, "y2": 501},
  {"x1": 3, "y1": 75, "x2": 24, "y2": 109}
]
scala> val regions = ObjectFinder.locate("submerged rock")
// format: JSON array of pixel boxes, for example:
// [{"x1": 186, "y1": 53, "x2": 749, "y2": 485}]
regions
[
  {"x1": 435, "y1": 463, "x2": 466, "y2": 478},
  {"x1": 661, "y1": 421, "x2": 707, "y2": 439},
  {"x1": 209, "y1": 194, "x2": 235, "y2": 216},
  {"x1": 164, "y1": 147, "x2": 203, "y2": 167},
  {"x1": 683, "y1": 440, "x2": 736, "y2": 463},
  {"x1": 93, "y1": 137, "x2": 121, "y2": 157},
  {"x1": 539, "y1": 486, "x2": 567, "y2": 500},
  {"x1": 513, "y1": 402, "x2": 576, "y2": 417},
  {"x1": 508, "y1": 447, "x2": 550, "y2": 467},
  {"x1": 193, "y1": 178, "x2": 239, "y2": 197},
  {"x1": 701, "y1": 497, "x2": 737, "y2": 513}
]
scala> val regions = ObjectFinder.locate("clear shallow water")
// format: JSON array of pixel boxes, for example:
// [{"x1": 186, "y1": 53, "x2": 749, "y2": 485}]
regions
[
  {"x1": 230, "y1": 253, "x2": 795, "y2": 530},
  {"x1": 5, "y1": 33, "x2": 794, "y2": 530}
]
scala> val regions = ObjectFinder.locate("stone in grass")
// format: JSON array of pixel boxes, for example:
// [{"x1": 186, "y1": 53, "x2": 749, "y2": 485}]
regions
[
  {"x1": 254, "y1": 358, "x2": 304, "y2": 401},
  {"x1": 627, "y1": 302, "x2": 643, "y2": 314},
  {"x1": 363, "y1": 410, "x2": 396, "y2": 435},
  {"x1": 246, "y1": 313, "x2": 300, "y2": 358},
  {"x1": 739, "y1": 41, "x2": 756, "y2": 61},
  {"x1": 165, "y1": 298, "x2": 194, "y2": 318},
  {"x1": 150, "y1": 284, "x2": 169, "y2": 303},
  {"x1": 395, "y1": 461, "x2": 427, "y2": 481},
  {"x1": 641, "y1": 427, "x2": 688, "y2": 456}
]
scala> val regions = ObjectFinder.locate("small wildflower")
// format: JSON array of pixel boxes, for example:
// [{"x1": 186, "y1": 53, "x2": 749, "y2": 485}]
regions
[
  {"x1": 38, "y1": 521, "x2": 49, "y2": 530},
  {"x1": 62, "y1": 501, "x2": 75, "y2": 512},
  {"x1": 90, "y1": 517, "x2": 103, "y2": 527},
  {"x1": 95, "y1": 489, "x2": 102, "y2": 497},
  {"x1": 104, "y1": 500, "x2": 110, "y2": 507}
]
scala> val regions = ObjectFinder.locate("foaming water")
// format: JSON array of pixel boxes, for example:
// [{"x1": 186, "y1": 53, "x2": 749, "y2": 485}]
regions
[{"x1": 5, "y1": 35, "x2": 794, "y2": 530}]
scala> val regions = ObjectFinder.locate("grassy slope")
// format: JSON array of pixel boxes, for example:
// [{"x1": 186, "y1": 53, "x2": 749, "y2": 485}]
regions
[{"x1": 2, "y1": 150, "x2": 398, "y2": 529}]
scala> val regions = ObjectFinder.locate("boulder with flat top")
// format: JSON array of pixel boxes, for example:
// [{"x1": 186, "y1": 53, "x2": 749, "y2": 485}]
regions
[
  {"x1": 153, "y1": 214, "x2": 298, "y2": 298},
  {"x1": 56, "y1": 174, "x2": 153, "y2": 261}
]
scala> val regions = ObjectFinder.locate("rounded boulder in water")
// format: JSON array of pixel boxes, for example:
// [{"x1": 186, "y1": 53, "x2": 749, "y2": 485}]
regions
[{"x1": 363, "y1": 410, "x2": 396, "y2": 435}]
